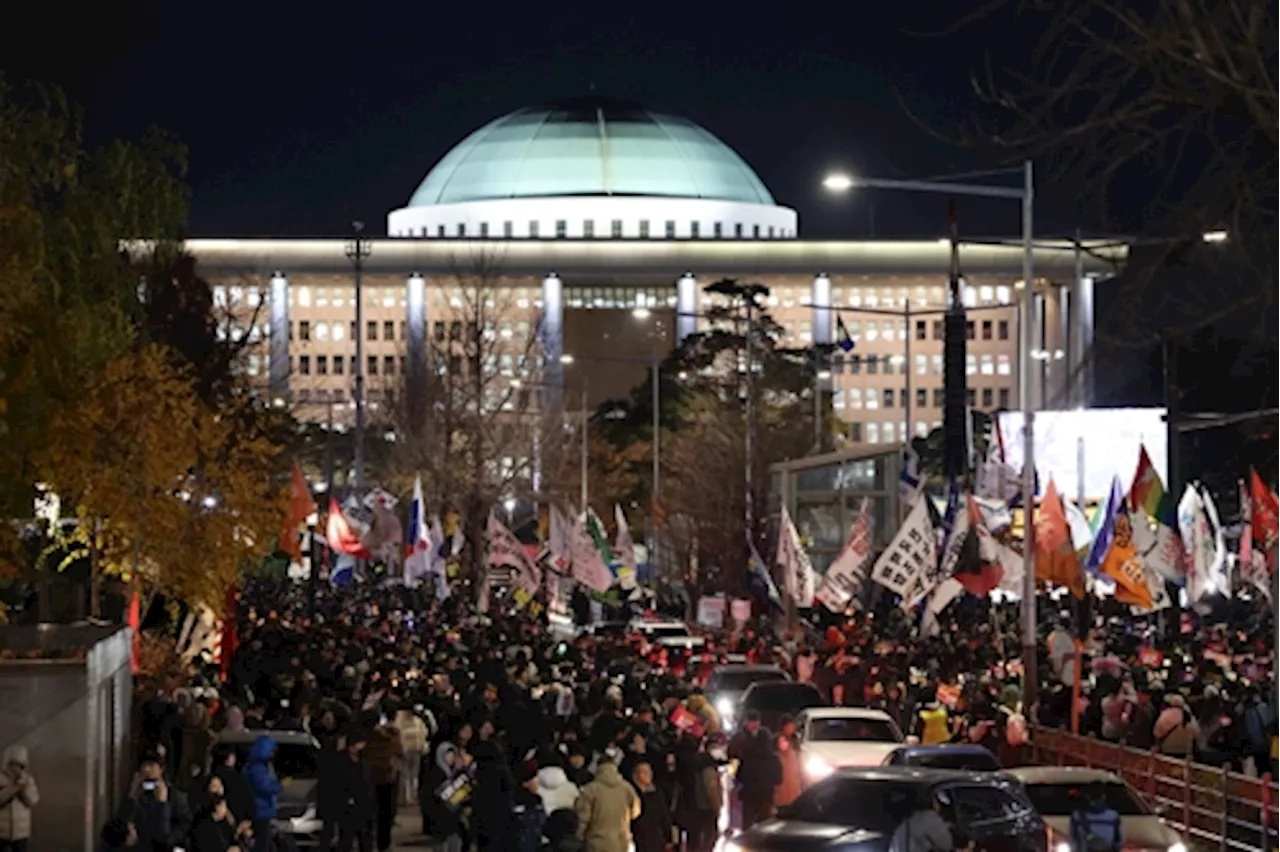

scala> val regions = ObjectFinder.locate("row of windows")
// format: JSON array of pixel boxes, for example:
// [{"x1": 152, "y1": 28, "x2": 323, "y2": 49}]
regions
[
  {"x1": 405, "y1": 219, "x2": 789, "y2": 240},
  {"x1": 566, "y1": 287, "x2": 675, "y2": 310},
  {"x1": 834, "y1": 386, "x2": 1011, "y2": 410},
  {"x1": 832, "y1": 353, "x2": 1012, "y2": 376},
  {"x1": 296, "y1": 354, "x2": 404, "y2": 377},
  {"x1": 298, "y1": 320, "x2": 400, "y2": 343},
  {"x1": 848, "y1": 421, "x2": 941, "y2": 444}
]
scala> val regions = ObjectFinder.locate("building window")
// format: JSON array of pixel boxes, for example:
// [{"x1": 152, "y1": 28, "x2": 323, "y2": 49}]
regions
[
  {"x1": 833, "y1": 389, "x2": 845, "y2": 410},
  {"x1": 884, "y1": 421, "x2": 896, "y2": 443},
  {"x1": 867, "y1": 422, "x2": 880, "y2": 443},
  {"x1": 384, "y1": 355, "x2": 395, "y2": 375},
  {"x1": 865, "y1": 388, "x2": 879, "y2": 409},
  {"x1": 665, "y1": 220, "x2": 676, "y2": 238},
  {"x1": 966, "y1": 354, "x2": 976, "y2": 375},
  {"x1": 932, "y1": 320, "x2": 943, "y2": 340},
  {"x1": 351, "y1": 356, "x2": 357, "y2": 374},
  {"x1": 529, "y1": 220, "x2": 540, "y2": 238},
  {"x1": 915, "y1": 320, "x2": 927, "y2": 340},
  {"x1": 367, "y1": 355, "x2": 378, "y2": 376},
  {"x1": 867, "y1": 357, "x2": 878, "y2": 375},
  {"x1": 399, "y1": 321, "x2": 407, "y2": 341},
  {"x1": 690, "y1": 221, "x2": 700, "y2": 238},
  {"x1": 849, "y1": 355, "x2": 861, "y2": 375},
  {"x1": 713, "y1": 222, "x2": 723, "y2": 238},
  {"x1": 832, "y1": 354, "x2": 845, "y2": 374},
  {"x1": 433, "y1": 321, "x2": 445, "y2": 342},
  {"x1": 752, "y1": 224, "x2": 760, "y2": 238},
  {"x1": 367, "y1": 321, "x2": 378, "y2": 341},
  {"x1": 881, "y1": 320, "x2": 895, "y2": 340},
  {"x1": 848, "y1": 388, "x2": 862, "y2": 409},
  {"x1": 981, "y1": 320, "x2": 993, "y2": 340},
  {"x1": 437, "y1": 224, "x2": 445, "y2": 237},
  {"x1": 299, "y1": 321, "x2": 311, "y2": 341},
  {"x1": 998, "y1": 320, "x2": 1009, "y2": 340},
  {"x1": 967, "y1": 388, "x2": 977, "y2": 406},
  {"x1": 457, "y1": 223, "x2": 466, "y2": 237},
  {"x1": 849, "y1": 422, "x2": 862, "y2": 441},
  {"x1": 581, "y1": 219, "x2": 593, "y2": 238},
  {"x1": 916, "y1": 421, "x2": 929, "y2": 437},
  {"x1": 299, "y1": 355, "x2": 311, "y2": 375},
  {"x1": 315, "y1": 355, "x2": 327, "y2": 375},
  {"x1": 915, "y1": 354, "x2": 927, "y2": 375},
  {"x1": 479, "y1": 222, "x2": 489, "y2": 238},
  {"x1": 768, "y1": 226, "x2": 775, "y2": 238},
  {"x1": 997, "y1": 285, "x2": 1011, "y2": 305},
  {"x1": 333, "y1": 355, "x2": 344, "y2": 375},
  {"x1": 503, "y1": 220, "x2": 513, "y2": 238},
  {"x1": 997, "y1": 354, "x2": 1011, "y2": 375},
  {"x1": 933, "y1": 388, "x2": 944, "y2": 407},
  {"x1": 384, "y1": 320, "x2": 395, "y2": 341},
  {"x1": 982, "y1": 387, "x2": 993, "y2": 407},
  {"x1": 932, "y1": 354, "x2": 943, "y2": 374},
  {"x1": 981, "y1": 354, "x2": 994, "y2": 375},
  {"x1": 555, "y1": 220, "x2": 567, "y2": 238},
  {"x1": 966, "y1": 320, "x2": 975, "y2": 340},
  {"x1": 916, "y1": 388, "x2": 927, "y2": 407},
  {"x1": 865, "y1": 322, "x2": 878, "y2": 342},
  {"x1": 734, "y1": 223, "x2": 743, "y2": 238},
  {"x1": 883, "y1": 388, "x2": 894, "y2": 408},
  {"x1": 999, "y1": 388, "x2": 1010, "y2": 408},
  {"x1": 314, "y1": 322, "x2": 330, "y2": 342}
]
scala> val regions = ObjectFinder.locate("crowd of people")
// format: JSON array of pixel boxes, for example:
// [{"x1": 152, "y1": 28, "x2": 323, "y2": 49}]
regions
[{"x1": 6, "y1": 575, "x2": 1266, "y2": 852}]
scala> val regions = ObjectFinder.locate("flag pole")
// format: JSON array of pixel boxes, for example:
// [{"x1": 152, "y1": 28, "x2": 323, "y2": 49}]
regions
[{"x1": 1018, "y1": 160, "x2": 1040, "y2": 710}]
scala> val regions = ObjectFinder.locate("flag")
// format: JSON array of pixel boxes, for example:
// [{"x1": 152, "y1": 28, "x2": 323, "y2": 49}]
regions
[
  {"x1": 748, "y1": 540, "x2": 783, "y2": 609},
  {"x1": 404, "y1": 475, "x2": 430, "y2": 584},
  {"x1": 330, "y1": 553, "x2": 357, "y2": 587},
  {"x1": 777, "y1": 506, "x2": 816, "y2": 607},
  {"x1": 548, "y1": 505, "x2": 573, "y2": 574},
  {"x1": 835, "y1": 316, "x2": 856, "y2": 353},
  {"x1": 326, "y1": 498, "x2": 371, "y2": 559},
  {"x1": 898, "y1": 445, "x2": 923, "y2": 509},
  {"x1": 1092, "y1": 478, "x2": 1152, "y2": 609},
  {"x1": 280, "y1": 463, "x2": 316, "y2": 561},
  {"x1": 487, "y1": 513, "x2": 541, "y2": 594},
  {"x1": 614, "y1": 505, "x2": 638, "y2": 591},
  {"x1": 816, "y1": 498, "x2": 873, "y2": 612},
  {"x1": 1128, "y1": 446, "x2": 1184, "y2": 582},
  {"x1": 975, "y1": 437, "x2": 1020, "y2": 504},
  {"x1": 219, "y1": 583, "x2": 238, "y2": 681},
  {"x1": 128, "y1": 585, "x2": 141, "y2": 674},
  {"x1": 952, "y1": 496, "x2": 1004, "y2": 597},
  {"x1": 570, "y1": 513, "x2": 613, "y2": 592},
  {"x1": 921, "y1": 578, "x2": 964, "y2": 637},
  {"x1": 1200, "y1": 485, "x2": 1229, "y2": 598},
  {"x1": 869, "y1": 495, "x2": 937, "y2": 606},
  {"x1": 428, "y1": 515, "x2": 449, "y2": 599},
  {"x1": 1240, "y1": 479, "x2": 1271, "y2": 602},
  {"x1": 1178, "y1": 484, "x2": 1220, "y2": 604},
  {"x1": 1036, "y1": 480, "x2": 1084, "y2": 598},
  {"x1": 938, "y1": 483, "x2": 969, "y2": 579},
  {"x1": 363, "y1": 500, "x2": 404, "y2": 565},
  {"x1": 585, "y1": 508, "x2": 614, "y2": 565},
  {"x1": 1249, "y1": 468, "x2": 1280, "y2": 547}
]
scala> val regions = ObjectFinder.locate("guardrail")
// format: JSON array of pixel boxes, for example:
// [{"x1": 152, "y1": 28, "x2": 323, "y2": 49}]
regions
[{"x1": 1030, "y1": 726, "x2": 1278, "y2": 852}]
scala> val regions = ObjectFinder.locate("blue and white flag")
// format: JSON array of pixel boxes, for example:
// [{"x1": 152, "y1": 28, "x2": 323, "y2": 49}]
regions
[
  {"x1": 749, "y1": 540, "x2": 783, "y2": 609},
  {"x1": 1085, "y1": 476, "x2": 1126, "y2": 576},
  {"x1": 898, "y1": 445, "x2": 923, "y2": 509},
  {"x1": 404, "y1": 475, "x2": 430, "y2": 585},
  {"x1": 836, "y1": 317, "x2": 856, "y2": 353},
  {"x1": 428, "y1": 514, "x2": 449, "y2": 600}
]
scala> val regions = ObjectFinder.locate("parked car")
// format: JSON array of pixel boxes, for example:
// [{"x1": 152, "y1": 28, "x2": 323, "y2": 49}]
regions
[
  {"x1": 724, "y1": 766, "x2": 1046, "y2": 852},
  {"x1": 1007, "y1": 766, "x2": 1187, "y2": 852},
  {"x1": 215, "y1": 730, "x2": 321, "y2": 848},
  {"x1": 882, "y1": 744, "x2": 1002, "y2": 772},
  {"x1": 705, "y1": 665, "x2": 791, "y2": 729},
  {"x1": 795, "y1": 708, "x2": 905, "y2": 785},
  {"x1": 735, "y1": 680, "x2": 827, "y2": 733}
]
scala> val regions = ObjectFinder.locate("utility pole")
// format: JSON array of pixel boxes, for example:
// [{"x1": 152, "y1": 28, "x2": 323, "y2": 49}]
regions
[
  {"x1": 743, "y1": 290, "x2": 757, "y2": 546},
  {"x1": 943, "y1": 200, "x2": 969, "y2": 481},
  {"x1": 345, "y1": 222, "x2": 371, "y2": 493},
  {"x1": 580, "y1": 379, "x2": 589, "y2": 515}
]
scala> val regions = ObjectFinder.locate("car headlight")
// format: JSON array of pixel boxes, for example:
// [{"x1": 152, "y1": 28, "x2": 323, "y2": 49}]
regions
[
  {"x1": 716, "y1": 697, "x2": 734, "y2": 717},
  {"x1": 1167, "y1": 843, "x2": 1187, "y2": 852},
  {"x1": 1054, "y1": 842, "x2": 1071, "y2": 852},
  {"x1": 722, "y1": 839, "x2": 745, "y2": 852},
  {"x1": 804, "y1": 755, "x2": 834, "y2": 779}
]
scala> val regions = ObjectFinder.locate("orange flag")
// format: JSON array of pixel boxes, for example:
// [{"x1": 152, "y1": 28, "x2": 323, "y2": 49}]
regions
[
  {"x1": 128, "y1": 587, "x2": 141, "y2": 674},
  {"x1": 280, "y1": 463, "x2": 316, "y2": 560},
  {"x1": 1035, "y1": 481, "x2": 1084, "y2": 599},
  {"x1": 1099, "y1": 499, "x2": 1154, "y2": 610}
]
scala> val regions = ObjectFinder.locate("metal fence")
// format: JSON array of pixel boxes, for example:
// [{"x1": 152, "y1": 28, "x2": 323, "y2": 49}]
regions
[{"x1": 1030, "y1": 726, "x2": 1278, "y2": 852}]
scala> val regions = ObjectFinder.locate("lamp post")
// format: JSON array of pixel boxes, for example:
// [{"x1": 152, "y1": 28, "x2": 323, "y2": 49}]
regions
[
  {"x1": 824, "y1": 162, "x2": 1039, "y2": 705},
  {"x1": 344, "y1": 222, "x2": 371, "y2": 493}
]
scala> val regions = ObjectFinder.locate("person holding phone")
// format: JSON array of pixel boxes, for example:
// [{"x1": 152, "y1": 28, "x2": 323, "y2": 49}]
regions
[
  {"x1": 0, "y1": 745, "x2": 39, "y2": 852},
  {"x1": 120, "y1": 755, "x2": 172, "y2": 852}
]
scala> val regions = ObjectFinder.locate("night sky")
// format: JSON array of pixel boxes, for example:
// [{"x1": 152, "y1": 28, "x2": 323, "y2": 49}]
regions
[{"x1": 2, "y1": 0, "x2": 1079, "y2": 239}]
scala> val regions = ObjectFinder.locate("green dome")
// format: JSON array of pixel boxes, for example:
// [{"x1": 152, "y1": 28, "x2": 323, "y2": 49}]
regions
[{"x1": 408, "y1": 96, "x2": 775, "y2": 207}]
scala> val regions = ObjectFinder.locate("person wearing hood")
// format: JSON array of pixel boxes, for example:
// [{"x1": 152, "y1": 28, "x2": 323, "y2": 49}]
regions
[
  {"x1": 536, "y1": 757, "x2": 580, "y2": 816},
  {"x1": 222, "y1": 707, "x2": 248, "y2": 736},
  {"x1": 0, "y1": 745, "x2": 39, "y2": 851},
  {"x1": 241, "y1": 736, "x2": 281, "y2": 852},
  {"x1": 418, "y1": 742, "x2": 465, "y2": 852},
  {"x1": 394, "y1": 707, "x2": 429, "y2": 806},
  {"x1": 573, "y1": 754, "x2": 640, "y2": 852}
]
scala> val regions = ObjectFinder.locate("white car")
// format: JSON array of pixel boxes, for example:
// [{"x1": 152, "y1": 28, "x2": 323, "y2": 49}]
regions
[
  {"x1": 794, "y1": 707, "x2": 905, "y2": 786},
  {"x1": 1007, "y1": 766, "x2": 1187, "y2": 852}
]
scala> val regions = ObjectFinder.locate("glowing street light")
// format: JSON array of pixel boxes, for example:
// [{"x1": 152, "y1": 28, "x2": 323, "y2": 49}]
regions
[
  {"x1": 631, "y1": 307, "x2": 652, "y2": 320},
  {"x1": 1202, "y1": 229, "x2": 1228, "y2": 244},
  {"x1": 559, "y1": 353, "x2": 575, "y2": 365},
  {"x1": 822, "y1": 173, "x2": 856, "y2": 192}
]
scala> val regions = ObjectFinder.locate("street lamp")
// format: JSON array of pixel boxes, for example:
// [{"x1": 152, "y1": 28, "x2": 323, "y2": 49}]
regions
[
  {"x1": 344, "y1": 221, "x2": 372, "y2": 493},
  {"x1": 559, "y1": 354, "x2": 575, "y2": 365},
  {"x1": 823, "y1": 161, "x2": 1040, "y2": 705}
]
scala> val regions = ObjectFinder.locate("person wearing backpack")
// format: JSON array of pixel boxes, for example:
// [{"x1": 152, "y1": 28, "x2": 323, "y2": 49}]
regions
[
  {"x1": 1068, "y1": 785, "x2": 1123, "y2": 852},
  {"x1": 1153, "y1": 695, "x2": 1198, "y2": 758}
]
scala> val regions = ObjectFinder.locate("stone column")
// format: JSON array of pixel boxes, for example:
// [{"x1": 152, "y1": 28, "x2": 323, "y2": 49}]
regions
[
  {"x1": 1068, "y1": 267, "x2": 1095, "y2": 408},
  {"x1": 405, "y1": 273, "x2": 427, "y2": 422},
  {"x1": 1041, "y1": 285, "x2": 1067, "y2": 409},
  {"x1": 269, "y1": 272, "x2": 290, "y2": 405},
  {"x1": 811, "y1": 273, "x2": 832, "y2": 345},
  {"x1": 542, "y1": 273, "x2": 564, "y2": 411},
  {"x1": 676, "y1": 273, "x2": 698, "y2": 341}
]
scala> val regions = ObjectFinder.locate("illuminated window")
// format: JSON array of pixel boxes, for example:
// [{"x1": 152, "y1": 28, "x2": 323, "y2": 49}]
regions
[
  {"x1": 915, "y1": 354, "x2": 927, "y2": 375},
  {"x1": 867, "y1": 422, "x2": 880, "y2": 443},
  {"x1": 314, "y1": 322, "x2": 329, "y2": 342},
  {"x1": 931, "y1": 355, "x2": 943, "y2": 374},
  {"x1": 866, "y1": 390, "x2": 879, "y2": 410},
  {"x1": 981, "y1": 354, "x2": 994, "y2": 375},
  {"x1": 966, "y1": 354, "x2": 976, "y2": 375},
  {"x1": 332, "y1": 322, "x2": 345, "y2": 341},
  {"x1": 916, "y1": 421, "x2": 929, "y2": 437},
  {"x1": 833, "y1": 389, "x2": 845, "y2": 410},
  {"x1": 997, "y1": 285, "x2": 1011, "y2": 304},
  {"x1": 997, "y1": 354, "x2": 1011, "y2": 375},
  {"x1": 297, "y1": 287, "x2": 312, "y2": 307},
  {"x1": 980, "y1": 285, "x2": 994, "y2": 304},
  {"x1": 848, "y1": 388, "x2": 862, "y2": 409},
  {"x1": 963, "y1": 285, "x2": 976, "y2": 307},
  {"x1": 884, "y1": 421, "x2": 895, "y2": 442},
  {"x1": 865, "y1": 323, "x2": 878, "y2": 342}
]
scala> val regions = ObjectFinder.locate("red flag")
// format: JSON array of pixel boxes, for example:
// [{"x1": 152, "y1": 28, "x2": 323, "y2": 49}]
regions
[
  {"x1": 1249, "y1": 469, "x2": 1278, "y2": 573},
  {"x1": 326, "y1": 498, "x2": 371, "y2": 558},
  {"x1": 219, "y1": 584, "x2": 238, "y2": 681},
  {"x1": 953, "y1": 496, "x2": 1003, "y2": 597},
  {"x1": 281, "y1": 463, "x2": 316, "y2": 560},
  {"x1": 127, "y1": 588, "x2": 141, "y2": 674}
]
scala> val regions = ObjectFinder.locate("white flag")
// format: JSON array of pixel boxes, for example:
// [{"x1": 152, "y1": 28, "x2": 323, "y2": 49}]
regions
[
  {"x1": 486, "y1": 513, "x2": 541, "y2": 594},
  {"x1": 870, "y1": 495, "x2": 937, "y2": 606},
  {"x1": 777, "y1": 507, "x2": 816, "y2": 607},
  {"x1": 548, "y1": 505, "x2": 573, "y2": 574},
  {"x1": 570, "y1": 514, "x2": 613, "y2": 592},
  {"x1": 899, "y1": 445, "x2": 923, "y2": 508},
  {"x1": 614, "y1": 504, "x2": 638, "y2": 591},
  {"x1": 816, "y1": 498, "x2": 873, "y2": 613},
  {"x1": 1240, "y1": 480, "x2": 1271, "y2": 603},
  {"x1": 1129, "y1": 561, "x2": 1172, "y2": 615},
  {"x1": 921, "y1": 578, "x2": 964, "y2": 637},
  {"x1": 428, "y1": 515, "x2": 449, "y2": 600},
  {"x1": 1178, "y1": 484, "x2": 1219, "y2": 604},
  {"x1": 404, "y1": 475, "x2": 430, "y2": 585}
]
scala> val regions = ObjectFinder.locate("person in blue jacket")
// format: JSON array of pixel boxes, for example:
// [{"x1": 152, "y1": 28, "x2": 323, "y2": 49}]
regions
[{"x1": 242, "y1": 736, "x2": 282, "y2": 852}]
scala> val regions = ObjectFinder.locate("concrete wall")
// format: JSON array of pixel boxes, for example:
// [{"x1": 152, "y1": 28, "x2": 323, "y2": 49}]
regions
[{"x1": 0, "y1": 626, "x2": 132, "y2": 852}]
